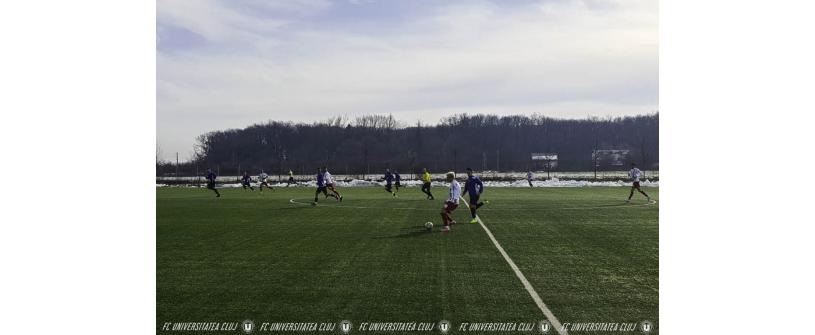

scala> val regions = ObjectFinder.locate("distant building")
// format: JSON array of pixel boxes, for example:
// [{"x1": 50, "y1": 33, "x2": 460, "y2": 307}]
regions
[
  {"x1": 531, "y1": 153, "x2": 558, "y2": 171},
  {"x1": 592, "y1": 150, "x2": 630, "y2": 168}
]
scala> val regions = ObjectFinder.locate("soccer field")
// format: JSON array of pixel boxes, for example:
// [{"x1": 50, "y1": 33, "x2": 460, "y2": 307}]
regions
[{"x1": 157, "y1": 186, "x2": 658, "y2": 334}]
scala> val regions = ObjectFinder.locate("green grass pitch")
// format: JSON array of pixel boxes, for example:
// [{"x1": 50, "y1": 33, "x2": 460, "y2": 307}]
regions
[{"x1": 157, "y1": 186, "x2": 658, "y2": 333}]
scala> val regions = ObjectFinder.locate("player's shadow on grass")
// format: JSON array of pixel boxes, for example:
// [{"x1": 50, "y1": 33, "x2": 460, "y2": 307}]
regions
[{"x1": 373, "y1": 226, "x2": 431, "y2": 239}]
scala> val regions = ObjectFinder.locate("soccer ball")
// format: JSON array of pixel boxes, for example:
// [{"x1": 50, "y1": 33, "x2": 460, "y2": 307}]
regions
[{"x1": 424, "y1": 222, "x2": 433, "y2": 231}]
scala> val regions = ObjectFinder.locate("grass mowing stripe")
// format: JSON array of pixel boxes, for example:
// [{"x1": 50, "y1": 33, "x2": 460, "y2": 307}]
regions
[
  {"x1": 159, "y1": 187, "x2": 657, "y2": 333},
  {"x1": 459, "y1": 196, "x2": 569, "y2": 335}
]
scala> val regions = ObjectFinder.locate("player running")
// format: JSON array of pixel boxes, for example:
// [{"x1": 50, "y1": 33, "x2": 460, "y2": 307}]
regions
[
  {"x1": 464, "y1": 168, "x2": 486, "y2": 224},
  {"x1": 313, "y1": 167, "x2": 338, "y2": 204},
  {"x1": 383, "y1": 169, "x2": 396, "y2": 197},
  {"x1": 241, "y1": 172, "x2": 255, "y2": 191},
  {"x1": 526, "y1": 170, "x2": 534, "y2": 187},
  {"x1": 394, "y1": 170, "x2": 402, "y2": 193},
  {"x1": 287, "y1": 170, "x2": 295, "y2": 186},
  {"x1": 205, "y1": 169, "x2": 221, "y2": 197},
  {"x1": 627, "y1": 163, "x2": 651, "y2": 202},
  {"x1": 258, "y1": 171, "x2": 274, "y2": 192},
  {"x1": 420, "y1": 168, "x2": 434, "y2": 200},
  {"x1": 323, "y1": 167, "x2": 343, "y2": 202},
  {"x1": 440, "y1": 172, "x2": 460, "y2": 232}
]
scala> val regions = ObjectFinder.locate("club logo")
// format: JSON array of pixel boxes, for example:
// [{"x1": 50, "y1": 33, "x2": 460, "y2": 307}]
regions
[
  {"x1": 340, "y1": 320, "x2": 353, "y2": 334},
  {"x1": 438, "y1": 320, "x2": 450, "y2": 334},
  {"x1": 538, "y1": 320, "x2": 552, "y2": 333},
  {"x1": 639, "y1": 320, "x2": 653, "y2": 333},
  {"x1": 242, "y1": 320, "x2": 255, "y2": 334}
]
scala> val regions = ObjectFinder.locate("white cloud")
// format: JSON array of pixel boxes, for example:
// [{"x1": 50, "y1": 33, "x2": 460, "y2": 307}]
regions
[{"x1": 157, "y1": 0, "x2": 657, "y2": 161}]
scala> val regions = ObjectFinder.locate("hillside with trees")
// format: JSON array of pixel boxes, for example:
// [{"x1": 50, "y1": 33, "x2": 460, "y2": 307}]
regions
[{"x1": 157, "y1": 113, "x2": 658, "y2": 178}]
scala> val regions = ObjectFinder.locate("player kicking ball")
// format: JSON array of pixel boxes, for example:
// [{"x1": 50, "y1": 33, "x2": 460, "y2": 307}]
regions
[
  {"x1": 322, "y1": 167, "x2": 343, "y2": 202},
  {"x1": 241, "y1": 172, "x2": 255, "y2": 191},
  {"x1": 205, "y1": 169, "x2": 221, "y2": 197},
  {"x1": 440, "y1": 172, "x2": 461, "y2": 232},
  {"x1": 464, "y1": 168, "x2": 487, "y2": 224},
  {"x1": 313, "y1": 167, "x2": 338, "y2": 205},
  {"x1": 258, "y1": 171, "x2": 274, "y2": 192},
  {"x1": 626, "y1": 163, "x2": 651, "y2": 202}
]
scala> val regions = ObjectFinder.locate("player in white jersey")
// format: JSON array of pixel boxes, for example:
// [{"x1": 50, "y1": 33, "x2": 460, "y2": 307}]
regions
[
  {"x1": 322, "y1": 167, "x2": 343, "y2": 202},
  {"x1": 258, "y1": 171, "x2": 274, "y2": 192},
  {"x1": 440, "y1": 172, "x2": 461, "y2": 232},
  {"x1": 627, "y1": 163, "x2": 651, "y2": 202},
  {"x1": 526, "y1": 170, "x2": 534, "y2": 187}
]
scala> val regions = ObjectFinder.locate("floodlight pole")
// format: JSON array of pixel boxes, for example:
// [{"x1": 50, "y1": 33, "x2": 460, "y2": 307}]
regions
[
  {"x1": 593, "y1": 150, "x2": 598, "y2": 180},
  {"x1": 547, "y1": 160, "x2": 551, "y2": 180},
  {"x1": 176, "y1": 152, "x2": 179, "y2": 183},
  {"x1": 496, "y1": 149, "x2": 500, "y2": 172}
]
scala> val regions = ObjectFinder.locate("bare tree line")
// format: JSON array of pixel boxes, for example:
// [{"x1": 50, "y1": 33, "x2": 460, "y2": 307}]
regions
[{"x1": 157, "y1": 113, "x2": 658, "y2": 178}]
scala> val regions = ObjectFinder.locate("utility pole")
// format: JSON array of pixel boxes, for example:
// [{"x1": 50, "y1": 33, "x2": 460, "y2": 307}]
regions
[
  {"x1": 593, "y1": 126, "x2": 599, "y2": 180},
  {"x1": 593, "y1": 150, "x2": 598, "y2": 180},
  {"x1": 453, "y1": 149, "x2": 457, "y2": 172},
  {"x1": 496, "y1": 149, "x2": 500, "y2": 172},
  {"x1": 175, "y1": 152, "x2": 179, "y2": 183}
]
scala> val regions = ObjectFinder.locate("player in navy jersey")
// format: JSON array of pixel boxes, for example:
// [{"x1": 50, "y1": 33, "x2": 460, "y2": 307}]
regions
[
  {"x1": 314, "y1": 167, "x2": 338, "y2": 204},
  {"x1": 241, "y1": 172, "x2": 255, "y2": 191},
  {"x1": 464, "y1": 168, "x2": 486, "y2": 224},
  {"x1": 205, "y1": 169, "x2": 221, "y2": 197},
  {"x1": 383, "y1": 169, "x2": 396, "y2": 197},
  {"x1": 394, "y1": 170, "x2": 402, "y2": 194}
]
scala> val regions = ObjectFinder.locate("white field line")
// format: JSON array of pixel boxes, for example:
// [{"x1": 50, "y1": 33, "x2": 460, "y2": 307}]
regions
[{"x1": 459, "y1": 196, "x2": 569, "y2": 335}]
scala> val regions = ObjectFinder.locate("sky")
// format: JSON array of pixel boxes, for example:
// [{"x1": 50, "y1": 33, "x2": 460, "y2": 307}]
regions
[{"x1": 157, "y1": 0, "x2": 658, "y2": 162}]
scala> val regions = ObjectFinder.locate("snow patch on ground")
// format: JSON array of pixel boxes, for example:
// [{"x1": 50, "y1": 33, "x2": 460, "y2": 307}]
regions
[{"x1": 157, "y1": 179, "x2": 657, "y2": 188}]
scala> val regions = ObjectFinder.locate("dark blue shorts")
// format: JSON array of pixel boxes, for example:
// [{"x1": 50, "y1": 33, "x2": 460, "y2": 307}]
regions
[{"x1": 469, "y1": 193, "x2": 480, "y2": 204}]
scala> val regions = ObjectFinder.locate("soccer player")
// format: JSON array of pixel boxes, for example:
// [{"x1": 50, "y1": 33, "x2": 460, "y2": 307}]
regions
[
  {"x1": 287, "y1": 170, "x2": 295, "y2": 186},
  {"x1": 241, "y1": 172, "x2": 255, "y2": 191},
  {"x1": 440, "y1": 172, "x2": 460, "y2": 232},
  {"x1": 205, "y1": 169, "x2": 221, "y2": 197},
  {"x1": 323, "y1": 167, "x2": 343, "y2": 202},
  {"x1": 383, "y1": 169, "x2": 396, "y2": 197},
  {"x1": 627, "y1": 163, "x2": 651, "y2": 202},
  {"x1": 526, "y1": 170, "x2": 534, "y2": 187},
  {"x1": 464, "y1": 167, "x2": 485, "y2": 224},
  {"x1": 258, "y1": 170, "x2": 273, "y2": 192},
  {"x1": 420, "y1": 168, "x2": 434, "y2": 200},
  {"x1": 394, "y1": 170, "x2": 402, "y2": 193},
  {"x1": 314, "y1": 167, "x2": 338, "y2": 204}
]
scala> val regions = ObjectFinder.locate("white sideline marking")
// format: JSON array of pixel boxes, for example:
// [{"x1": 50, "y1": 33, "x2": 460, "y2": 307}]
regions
[{"x1": 460, "y1": 197, "x2": 569, "y2": 335}]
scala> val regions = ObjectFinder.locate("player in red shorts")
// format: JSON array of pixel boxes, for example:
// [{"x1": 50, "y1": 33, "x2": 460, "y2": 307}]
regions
[
  {"x1": 440, "y1": 172, "x2": 461, "y2": 232},
  {"x1": 627, "y1": 163, "x2": 651, "y2": 202}
]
